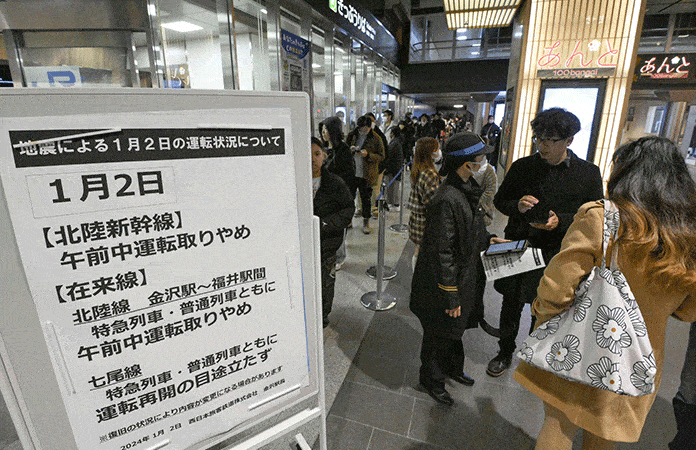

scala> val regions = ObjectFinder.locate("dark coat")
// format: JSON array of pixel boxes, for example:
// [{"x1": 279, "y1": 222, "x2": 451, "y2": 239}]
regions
[
  {"x1": 410, "y1": 174, "x2": 490, "y2": 339},
  {"x1": 382, "y1": 134, "x2": 404, "y2": 176},
  {"x1": 313, "y1": 166, "x2": 354, "y2": 260},
  {"x1": 493, "y1": 150, "x2": 603, "y2": 261},
  {"x1": 325, "y1": 141, "x2": 355, "y2": 188},
  {"x1": 416, "y1": 121, "x2": 434, "y2": 139},
  {"x1": 492, "y1": 150, "x2": 603, "y2": 300}
]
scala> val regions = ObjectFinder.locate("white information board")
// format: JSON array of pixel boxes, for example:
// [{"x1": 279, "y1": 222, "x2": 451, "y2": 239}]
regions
[{"x1": 0, "y1": 89, "x2": 321, "y2": 450}]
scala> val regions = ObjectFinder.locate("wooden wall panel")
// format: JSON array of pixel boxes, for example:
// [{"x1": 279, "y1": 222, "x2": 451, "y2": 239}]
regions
[{"x1": 508, "y1": 0, "x2": 646, "y2": 180}]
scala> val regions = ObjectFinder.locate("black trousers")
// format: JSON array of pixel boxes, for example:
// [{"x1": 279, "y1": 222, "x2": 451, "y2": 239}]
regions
[
  {"x1": 419, "y1": 330, "x2": 464, "y2": 390},
  {"x1": 321, "y1": 255, "x2": 337, "y2": 321},
  {"x1": 495, "y1": 268, "x2": 543, "y2": 357},
  {"x1": 353, "y1": 177, "x2": 372, "y2": 219}
]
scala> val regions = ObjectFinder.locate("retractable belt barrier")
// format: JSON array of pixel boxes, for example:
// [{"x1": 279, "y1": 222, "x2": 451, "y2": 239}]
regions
[
  {"x1": 366, "y1": 180, "x2": 397, "y2": 281},
  {"x1": 389, "y1": 159, "x2": 410, "y2": 233},
  {"x1": 360, "y1": 196, "x2": 397, "y2": 311}
]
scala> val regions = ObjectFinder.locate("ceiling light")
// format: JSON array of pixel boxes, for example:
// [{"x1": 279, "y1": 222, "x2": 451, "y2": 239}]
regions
[
  {"x1": 161, "y1": 21, "x2": 203, "y2": 32},
  {"x1": 260, "y1": 8, "x2": 267, "y2": 14},
  {"x1": 453, "y1": 104, "x2": 464, "y2": 108},
  {"x1": 457, "y1": 35, "x2": 468, "y2": 40},
  {"x1": 147, "y1": 4, "x2": 157, "y2": 16},
  {"x1": 444, "y1": 1, "x2": 522, "y2": 29},
  {"x1": 312, "y1": 63, "x2": 321, "y2": 69}
]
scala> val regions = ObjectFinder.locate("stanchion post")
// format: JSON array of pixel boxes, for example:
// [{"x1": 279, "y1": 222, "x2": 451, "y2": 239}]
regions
[
  {"x1": 398, "y1": 159, "x2": 406, "y2": 223},
  {"x1": 375, "y1": 198, "x2": 385, "y2": 297},
  {"x1": 361, "y1": 197, "x2": 397, "y2": 311},
  {"x1": 389, "y1": 160, "x2": 409, "y2": 233},
  {"x1": 367, "y1": 182, "x2": 396, "y2": 280}
]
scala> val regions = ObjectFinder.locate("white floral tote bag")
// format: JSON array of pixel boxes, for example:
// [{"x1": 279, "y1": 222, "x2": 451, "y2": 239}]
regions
[{"x1": 517, "y1": 200, "x2": 656, "y2": 396}]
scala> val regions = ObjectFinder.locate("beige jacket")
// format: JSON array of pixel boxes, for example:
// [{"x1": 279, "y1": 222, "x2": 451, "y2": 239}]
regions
[{"x1": 514, "y1": 201, "x2": 696, "y2": 442}]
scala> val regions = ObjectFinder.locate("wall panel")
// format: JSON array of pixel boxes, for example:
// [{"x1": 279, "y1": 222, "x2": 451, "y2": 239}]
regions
[{"x1": 508, "y1": 0, "x2": 646, "y2": 180}]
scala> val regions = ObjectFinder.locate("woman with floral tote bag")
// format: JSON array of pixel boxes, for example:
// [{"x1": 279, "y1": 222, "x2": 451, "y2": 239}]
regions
[{"x1": 514, "y1": 136, "x2": 696, "y2": 450}]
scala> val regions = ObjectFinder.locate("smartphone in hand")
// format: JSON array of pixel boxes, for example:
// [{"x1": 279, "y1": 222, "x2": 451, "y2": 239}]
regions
[
  {"x1": 524, "y1": 198, "x2": 551, "y2": 224},
  {"x1": 484, "y1": 240, "x2": 528, "y2": 256}
]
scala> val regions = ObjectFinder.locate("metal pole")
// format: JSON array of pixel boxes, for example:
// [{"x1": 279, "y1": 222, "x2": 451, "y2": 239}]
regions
[
  {"x1": 366, "y1": 182, "x2": 396, "y2": 280},
  {"x1": 361, "y1": 197, "x2": 397, "y2": 311},
  {"x1": 389, "y1": 159, "x2": 408, "y2": 233}
]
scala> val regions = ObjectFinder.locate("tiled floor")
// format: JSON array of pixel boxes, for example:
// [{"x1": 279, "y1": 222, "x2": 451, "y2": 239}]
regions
[{"x1": 321, "y1": 184, "x2": 694, "y2": 450}]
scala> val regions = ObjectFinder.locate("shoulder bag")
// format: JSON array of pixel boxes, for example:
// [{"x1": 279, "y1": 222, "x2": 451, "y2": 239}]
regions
[{"x1": 517, "y1": 200, "x2": 656, "y2": 396}]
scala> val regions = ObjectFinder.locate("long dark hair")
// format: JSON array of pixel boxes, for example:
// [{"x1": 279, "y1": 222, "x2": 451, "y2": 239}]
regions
[
  {"x1": 320, "y1": 116, "x2": 344, "y2": 148},
  {"x1": 608, "y1": 136, "x2": 696, "y2": 289},
  {"x1": 410, "y1": 137, "x2": 440, "y2": 185}
]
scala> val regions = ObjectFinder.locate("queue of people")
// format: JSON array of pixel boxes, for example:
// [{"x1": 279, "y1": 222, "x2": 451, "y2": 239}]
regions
[{"x1": 312, "y1": 107, "x2": 696, "y2": 449}]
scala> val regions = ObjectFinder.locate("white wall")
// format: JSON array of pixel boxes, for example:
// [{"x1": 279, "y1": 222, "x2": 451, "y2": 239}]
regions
[
  {"x1": 185, "y1": 36, "x2": 224, "y2": 90},
  {"x1": 235, "y1": 34, "x2": 255, "y2": 91}
]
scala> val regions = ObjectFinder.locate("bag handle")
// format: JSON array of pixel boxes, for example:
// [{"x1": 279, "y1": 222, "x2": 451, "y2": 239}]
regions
[{"x1": 602, "y1": 200, "x2": 620, "y2": 270}]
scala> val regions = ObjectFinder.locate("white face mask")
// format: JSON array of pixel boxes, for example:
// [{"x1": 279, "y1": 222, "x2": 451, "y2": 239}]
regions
[
  {"x1": 432, "y1": 149, "x2": 442, "y2": 162},
  {"x1": 472, "y1": 160, "x2": 488, "y2": 183}
]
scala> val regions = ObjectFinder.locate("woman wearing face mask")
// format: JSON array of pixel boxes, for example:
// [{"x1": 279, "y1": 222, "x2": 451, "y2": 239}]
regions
[
  {"x1": 406, "y1": 137, "x2": 442, "y2": 258},
  {"x1": 410, "y1": 132, "x2": 504, "y2": 405}
]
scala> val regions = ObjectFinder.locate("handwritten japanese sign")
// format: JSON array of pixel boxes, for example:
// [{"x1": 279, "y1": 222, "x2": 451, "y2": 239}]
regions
[{"x1": 0, "y1": 108, "x2": 309, "y2": 450}]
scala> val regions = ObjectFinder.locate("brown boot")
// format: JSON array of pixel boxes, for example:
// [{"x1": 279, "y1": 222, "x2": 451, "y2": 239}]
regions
[{"x1": 362, "y1": 218, "x2": 372, "y2": 234}]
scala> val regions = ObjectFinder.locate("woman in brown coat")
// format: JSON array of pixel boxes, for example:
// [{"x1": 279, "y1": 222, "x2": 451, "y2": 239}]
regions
[
  {"x1": 346, "y1": 115, "x2": 385, "y2": 234},
  {"x1": 514, "y1": 136, "x2": 696, "y2": 449}
]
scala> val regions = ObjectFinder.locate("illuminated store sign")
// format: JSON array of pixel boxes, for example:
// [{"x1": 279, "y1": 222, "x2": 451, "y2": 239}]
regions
[
  {"x1": 537, "y1": 40, "x2": 618, "y2": 68},
  {"x1": 537, "y1": 68, "x2": 615, "y2": 79},
  {"x1": 635, "y1": 53, "x2": 695, "y2": 82},
  {"x1": 329, "y1": 0, "x2": 376, "y2": 40}
]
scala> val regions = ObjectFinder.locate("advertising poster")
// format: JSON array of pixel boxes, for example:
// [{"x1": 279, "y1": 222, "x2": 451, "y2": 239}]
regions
[
  {"x1": 280, "y1": 29, "x2": 311, "y2": 94},
  {"x1": 0, "y1": 108, "x2": 309, "y2": 450}
]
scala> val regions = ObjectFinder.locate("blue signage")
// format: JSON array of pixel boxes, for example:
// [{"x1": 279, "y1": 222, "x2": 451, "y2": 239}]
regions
[{"x1": 281, "y1": 30, "x2": 310, "y2": 60}]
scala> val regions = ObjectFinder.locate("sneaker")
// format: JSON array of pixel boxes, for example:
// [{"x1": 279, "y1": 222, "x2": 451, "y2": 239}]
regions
[
  {"x1": 362, "y1": 224, "x2": 372, "y2": 234},
  {"x1": 334, "y1": 261, "x2": 344, "y2": 271},
  {"x1": 486, "y1": 354, "x2": 512, "y2": 377},
  {"x1": 354, "y1": 210, "x2": 361, "y2": 218},
  {"x1": 392, "y1": 205, "x2": 400, "y2": 212}
]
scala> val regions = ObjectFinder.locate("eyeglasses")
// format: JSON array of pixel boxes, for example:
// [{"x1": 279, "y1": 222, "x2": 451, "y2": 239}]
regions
[{"x1": 532, "y1": 136, "x2": 565, "y2": 145}]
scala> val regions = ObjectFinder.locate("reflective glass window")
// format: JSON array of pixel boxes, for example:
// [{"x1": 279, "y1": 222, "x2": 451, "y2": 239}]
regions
[{"x1": 157, "y1": 0, "x2": 224, "y2": 89}]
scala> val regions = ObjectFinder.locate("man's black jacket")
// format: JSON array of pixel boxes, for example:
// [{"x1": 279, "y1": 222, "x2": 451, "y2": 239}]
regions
[{"x1": 493, "y1": 150, "x2": 603, "y2": 262}]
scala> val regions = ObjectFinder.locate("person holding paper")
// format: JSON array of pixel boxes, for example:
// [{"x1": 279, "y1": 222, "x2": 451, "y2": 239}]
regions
[
  {"x1": 311, "y1": 137, "x2": 354, "y2": 328},
  {"x1": 410, "y1": 132, "x2": 504, "y2": 406},
  {"x1": 487, "y1": 108, "x2": 603, "y2": 378}
]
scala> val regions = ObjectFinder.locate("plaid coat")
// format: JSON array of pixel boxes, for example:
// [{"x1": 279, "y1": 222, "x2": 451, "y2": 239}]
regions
[{"x1": 406, "y1": 167, "x2": 440, "y2": 245}]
